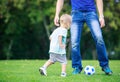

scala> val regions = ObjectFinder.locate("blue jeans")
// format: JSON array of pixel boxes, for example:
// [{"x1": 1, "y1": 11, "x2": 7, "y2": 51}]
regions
[{"x1": 70, "y1": 10, "x2": 109, "y2": 70}]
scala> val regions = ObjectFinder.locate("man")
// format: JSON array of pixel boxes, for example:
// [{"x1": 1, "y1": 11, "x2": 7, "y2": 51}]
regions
[{"x1": 54, "y1": 0, "x2": 112, "y2": 75}]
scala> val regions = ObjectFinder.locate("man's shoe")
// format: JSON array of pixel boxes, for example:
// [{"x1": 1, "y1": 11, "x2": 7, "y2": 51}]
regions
[
  {"x1": 39, "y1": 67, "x2": 47, "y2": 76},
  {"x1": 72, "y1": 68, "x2": 82, "y2": 74},
  {"x1": 102, "y1": 66, "x2": 112, "y2": 75}
]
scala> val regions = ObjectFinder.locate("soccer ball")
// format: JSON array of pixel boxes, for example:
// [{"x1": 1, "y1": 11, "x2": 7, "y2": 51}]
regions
[{"x1": 84, "y1": 65, "x2": 95, "y2": 75}]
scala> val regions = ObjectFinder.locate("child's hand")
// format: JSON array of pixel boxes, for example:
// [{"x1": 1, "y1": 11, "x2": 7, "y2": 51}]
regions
[{"x1": 60, "y1": 44, "x2": 66, "y2": 49}]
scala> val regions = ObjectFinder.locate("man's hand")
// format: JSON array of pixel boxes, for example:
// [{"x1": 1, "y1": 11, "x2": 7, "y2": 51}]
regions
[
  {"x1": 54, "y1": 15, "x2": 60, "y2": 26},
  {"x1": 54, "y1": 0, "x2": 64, "y2": 26},
  {"x1": 99, "y1": 17, "x2": 105, "y2": 28},
  {"x1": 96, "y1": 0, "x2": 105, "y2": 28}
]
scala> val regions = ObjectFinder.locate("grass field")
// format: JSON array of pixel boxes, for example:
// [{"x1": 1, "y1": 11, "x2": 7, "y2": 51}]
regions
[{"x1": 0, "y1": 60, "x2": 120, "y2": 82}]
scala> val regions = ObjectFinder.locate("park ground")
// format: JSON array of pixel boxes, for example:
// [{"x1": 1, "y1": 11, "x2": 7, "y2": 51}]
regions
[{"x1": 0, "y1": 60, "x2": 120, "y2": 82}]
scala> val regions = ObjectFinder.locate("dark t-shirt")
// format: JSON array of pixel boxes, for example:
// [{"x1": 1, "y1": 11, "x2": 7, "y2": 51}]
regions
[{"x1": 71, "y1": 0, "x2": 96, "y2": 11}]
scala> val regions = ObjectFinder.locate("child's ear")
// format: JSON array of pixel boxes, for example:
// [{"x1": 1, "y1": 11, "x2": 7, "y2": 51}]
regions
[{"x1": 60, "y1": 20, "x2": 63, "y2": 23}]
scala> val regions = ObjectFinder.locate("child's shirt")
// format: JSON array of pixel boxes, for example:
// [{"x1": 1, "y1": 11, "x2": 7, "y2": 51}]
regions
[{"x1": 49, "y1": 27, "x2": 67, "y2": 55}]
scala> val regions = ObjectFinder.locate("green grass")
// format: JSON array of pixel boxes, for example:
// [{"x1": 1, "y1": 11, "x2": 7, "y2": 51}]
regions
[{"x1": 0, "y1": 60, "x2": 120, "y2": 82}]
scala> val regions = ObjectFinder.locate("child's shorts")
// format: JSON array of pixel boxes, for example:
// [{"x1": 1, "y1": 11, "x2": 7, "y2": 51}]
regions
[{"x1": 48, "y1": 53, "x2": 67, "y2": 64}]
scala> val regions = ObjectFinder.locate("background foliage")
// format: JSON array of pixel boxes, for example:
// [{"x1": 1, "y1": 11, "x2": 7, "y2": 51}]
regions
[{"x1": 0, "y1": 0, "x2": 120, "y2": 60}]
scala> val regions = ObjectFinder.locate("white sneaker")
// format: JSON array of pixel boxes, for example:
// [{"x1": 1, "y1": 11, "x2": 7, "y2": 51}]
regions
[
  {"x1": 61, "y1": 72, "x2": 66, "y2": 77},
  {"x1": 39, "y1": 67, "x2": 47, "y2": 76}
]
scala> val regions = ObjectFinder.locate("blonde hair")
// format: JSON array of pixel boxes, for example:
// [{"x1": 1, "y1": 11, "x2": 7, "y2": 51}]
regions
[{"x1": 60, "y1": 14, "x2": 72, "y2": 29}]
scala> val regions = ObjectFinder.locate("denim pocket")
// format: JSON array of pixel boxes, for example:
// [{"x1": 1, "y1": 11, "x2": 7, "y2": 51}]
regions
[
  {"x1": 71, "y1": 10, "x2": 83, "y2": 21},
  {"x1": 89, "y1": 11, "x2": 97, "y2": 16}
]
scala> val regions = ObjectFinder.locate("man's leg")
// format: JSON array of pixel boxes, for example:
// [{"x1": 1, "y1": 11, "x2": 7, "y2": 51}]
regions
[
  {"x1": 86, "y1": 11, "x2": 112, "y2": 75},
  {"x1": 70, "y1": 10, "x2": 84, "y2": 74}
]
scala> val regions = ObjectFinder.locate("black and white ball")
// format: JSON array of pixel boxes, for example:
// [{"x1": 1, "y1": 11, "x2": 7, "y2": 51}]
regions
[{"x1": 84, "y1": 65, "x2": 95, "y2": 75}]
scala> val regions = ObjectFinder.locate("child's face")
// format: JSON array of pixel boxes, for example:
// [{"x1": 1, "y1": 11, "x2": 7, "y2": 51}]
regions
[
  {"x1": 60, "y1": 14, "x2": 72, "y2": 29},
  {"x1": 61, "y1": 21, "x2": 71, "y2": 29},
  {"x1": 65, "y1": 21, "x2": 71, "y2": 29}
]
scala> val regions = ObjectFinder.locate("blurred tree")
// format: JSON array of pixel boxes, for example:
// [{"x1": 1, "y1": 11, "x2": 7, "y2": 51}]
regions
[
  {"x1": 0, "y1": 0, "x2": 120, "y2": 60},
  {"x1": 0, "y1": 0, "x2": 50, "y2": 59}
]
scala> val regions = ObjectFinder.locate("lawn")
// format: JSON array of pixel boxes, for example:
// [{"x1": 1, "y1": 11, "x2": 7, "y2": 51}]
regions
[{"x1": 0, "y1": 60, "x2": 120, "y2": 82}]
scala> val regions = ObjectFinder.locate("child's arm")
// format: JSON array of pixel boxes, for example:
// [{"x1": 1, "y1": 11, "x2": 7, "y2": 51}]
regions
[
  {"x1": 58, "y1": 35, "x2": 65, "y2": 48},
  {"x1": 49, "y1": 37, "x2": 51, "y2": 40}
]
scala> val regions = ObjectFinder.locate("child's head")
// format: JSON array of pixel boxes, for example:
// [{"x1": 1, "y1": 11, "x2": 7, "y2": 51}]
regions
[{"x1": 60, "y1": 14, "x2": 72, "y2": 29}]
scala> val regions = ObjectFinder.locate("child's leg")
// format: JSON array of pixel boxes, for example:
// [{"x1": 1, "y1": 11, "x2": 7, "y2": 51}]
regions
[
  {"x1": 61, "y1": 64, "x2": 67, "y2": 77},
  {"x1": 39, "y1": 60, "x2": 53, "y2": 76},
  {"x1": 61, "y1": 64, "x2": 66, "y2": 73},
  {"x1": 42, "y1": 60, "x2": 53, "y2": 69}
]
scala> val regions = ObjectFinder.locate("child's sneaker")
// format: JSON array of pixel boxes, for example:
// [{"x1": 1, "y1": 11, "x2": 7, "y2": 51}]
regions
[
  {"x1": 61, "y1": 72, "x2": 66, "y2": 77},
  {"x1": 102, "y1": 66, "x2": 112, "y2": 75},
  {"x1": 39, "y1": 67, "x2": 47, "y2": 76}
]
